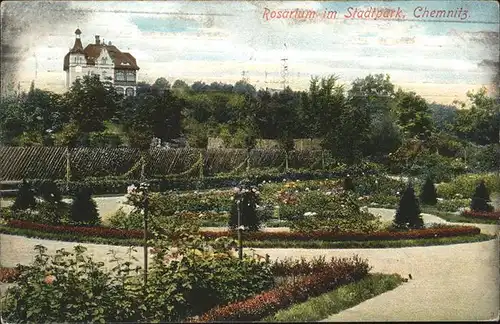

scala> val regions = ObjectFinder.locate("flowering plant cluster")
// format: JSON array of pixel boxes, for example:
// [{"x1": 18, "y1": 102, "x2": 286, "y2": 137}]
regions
[
  {"x1": 189, "y1": 255, "x2": 370, "y2": 322},
  {"x1": 200, "y1": 225, "x2": 480, "y2": 241},
  {"x1": 462, "y1": 210, "x2": 500, "y2": 220},
  {"x1": 6, "y1": 219, "x2": 145, "y2": 239},
  {"x1": 5, "y1": 220, "x2": 480, "y2": 242},
  {"x1": 126, "y1": 182, "x2": 150, "y2": 212},
  {"x1": 0, "y1": 267, "x2": 20, "y2": 283}
]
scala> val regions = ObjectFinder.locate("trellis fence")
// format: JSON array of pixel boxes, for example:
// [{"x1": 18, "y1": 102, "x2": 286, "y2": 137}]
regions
[{"x1": 0, "y1": 146, "x2": 337, "y2": 181}]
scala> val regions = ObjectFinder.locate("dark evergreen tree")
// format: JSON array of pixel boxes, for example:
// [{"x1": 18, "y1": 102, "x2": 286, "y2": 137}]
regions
[
  {"x1": 11, "y1": 180, "x2": 36, "y2": 211},
  {"x1": 69, "y1": 186, "x2": 100, "y2": 226},
  {"x1": 229, "y1": 185, "x2": 261, "y2": 232},
  {"x1": 470, "y1": 180, "x2": 493, "y2": 212},
  {"x1": 343, "y1": 175, "x2": 355, "y2": 191},
  {"x1": 39, "y1": 180, "x2": 62, "y2": 204},
  {"x1": 393, "y1": 184, "x2": 424, "y2": 229},
  {"x1": 419, "y1": 176, "x2": 438, "y2": 205}
]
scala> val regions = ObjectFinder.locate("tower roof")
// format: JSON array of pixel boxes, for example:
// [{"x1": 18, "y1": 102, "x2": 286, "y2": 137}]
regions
[{"x1": 75, "y1": 28, "x2": 82, "y2": 35}]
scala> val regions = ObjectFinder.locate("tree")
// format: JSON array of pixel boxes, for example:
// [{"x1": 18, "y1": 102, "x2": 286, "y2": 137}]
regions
[
  {"x1": 394, "y1": 89, "x2": 433, "y2": 141},
  {"x1": 470, "y1": 180, "x2": 493, "y2": 212},
  {"x1": 152, "y1": 77, "x2": 170, "y2": 96},
  {"x1": 228, "y1": 185, "x2": 261, "y2": 231},
  {"x1": 393, "y1": 184, "x2": 424, "y2": 229},
  {"x1": 11, "y1": 180, "x2": 37, "y2": 211},
  {"x1": 69, "y1": 186, "x2": 100, "y2": 226},
  {"x1": 38, "y1": 180, "x2": 62, "y2": 204},
  {"x1": 419, "y1": 176, "x2": 438, "y2": 205},
  {"x1": 63, "y1": 75, "x2": 120, "y2": 134},
  {"x1": 343, "y1": 175, "x2": 355, "y2": 191},
  {"x1": 453, "y1": 87, "x2": 500, "y2": 145}
]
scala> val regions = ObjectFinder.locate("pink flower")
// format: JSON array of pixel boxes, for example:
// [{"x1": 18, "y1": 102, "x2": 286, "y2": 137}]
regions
[{"x1": 44, "y1": 275, "x2": 56, "y2": 285}]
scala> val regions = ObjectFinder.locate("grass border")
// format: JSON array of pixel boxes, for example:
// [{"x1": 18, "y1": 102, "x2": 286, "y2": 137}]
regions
[
  {"x1": 261, "y1": 273, "x2": 404, "y2": 322},
  {"x1": 0, "y1": 225, "x2": 493, "y2": 249}
]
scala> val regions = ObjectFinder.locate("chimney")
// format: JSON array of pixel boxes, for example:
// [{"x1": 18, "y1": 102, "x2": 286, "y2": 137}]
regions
[{"x1": 95, "y1": 35, "x2": 100, "y2": 45}]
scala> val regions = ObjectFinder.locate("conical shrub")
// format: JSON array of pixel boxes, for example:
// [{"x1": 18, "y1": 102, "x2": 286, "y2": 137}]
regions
[
  {"x1": 343, "y1": 176, "x2": 355, "y2": 191},
  {"x1": 11, "y1": 180, "x2": 37, "y2": 211},
  {"x1": 229, "y1": 185, "x2": 261, "y2": 232},
  {"x1": 70, "y1": 186, "x2": 100, "y2": 226},
  {"x1": 394, "y1": 184, "x2": 424, "y2": 229},
  {"x1": 470, "y1": 180, "x2": 493, "y2": 212},
  {"x1": 419, "y1": 176, "x2": 437, "y2": 205}
]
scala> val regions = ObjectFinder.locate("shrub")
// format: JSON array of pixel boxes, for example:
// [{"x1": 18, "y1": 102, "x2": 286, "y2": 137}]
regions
[
  {"x1": 470, "y1": 180, "x2": 494, "y2": 212},
  {"x1": 38, "y1": 180, "x2": 62, "y2": 204},
  {"x1": 69, "y1": 186, "x2": 101, "y2": 226},
  {"x1": 0, "y1": 245, "x2": 144, "y2": 323},
  {"x1": 11, "y1": 180, "x2": 36, "y2": 211},
  {"x1": 393, "y1": 185, "x2": 424, "y2": 229},
  {"x1": 436, "y1": 199, "x2": 470, "y2": 212},
  {"x1": 37, "y1": 201, "x2": 69, "y2": 225},
  {"x1": 419, "y1": 176, "x2": 438, "y2": 205},
  {"x1": 343, "y1": 176, "x2": 355, "y2": 191},
  {"x1": 437, "y1": 173, "x2": 500, "y2": 199},
  {"x1": 229, "y1": 185, "x2": 261, "y2": 231},
  {"x1": 279, "y1": 191, "x2": 382, "y2": 233},
  {"x1": 108, "y1": 208, "x2": 143, "y2": 230}
]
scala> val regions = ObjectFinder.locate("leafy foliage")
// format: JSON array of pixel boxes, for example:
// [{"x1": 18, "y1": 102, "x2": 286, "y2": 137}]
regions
[{"x1": 1, "y1": 245, "x2": 144, "y2": 323}]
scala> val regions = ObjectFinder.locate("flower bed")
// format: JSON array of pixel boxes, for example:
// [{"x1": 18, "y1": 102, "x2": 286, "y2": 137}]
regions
[
  {"x1": 4, "y1": 220, "x2": 480, "y2": 243},
  {"x1": 5, "y1": 220, "x2": 144, "y2": 240},
  {"x1": 462, "y1": 210, "x2": 500, "y2": 220},
  {"x1": 188, "y1": 256, "x2": 370, "y2": 322}
]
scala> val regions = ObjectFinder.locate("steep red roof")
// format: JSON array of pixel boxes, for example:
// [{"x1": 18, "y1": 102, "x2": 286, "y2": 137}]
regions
[{"x1": 63, "y1": 41, "x2": 139, "y2": 71}]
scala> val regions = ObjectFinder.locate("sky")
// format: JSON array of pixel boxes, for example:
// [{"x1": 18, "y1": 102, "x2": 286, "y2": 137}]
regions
[{"x1": 1, "y1": 0, "x2": 499, "y2": 104}]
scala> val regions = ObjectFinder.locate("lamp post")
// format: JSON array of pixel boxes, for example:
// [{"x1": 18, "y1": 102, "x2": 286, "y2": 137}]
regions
[{"x1": 237, "y1": 198, "x2": 243, "y2": 260}]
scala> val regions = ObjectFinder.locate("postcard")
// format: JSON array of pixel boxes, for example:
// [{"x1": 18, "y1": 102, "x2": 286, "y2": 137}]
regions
[{"x1": 0, "y1": 1, "x2": 499, "y2": 322}]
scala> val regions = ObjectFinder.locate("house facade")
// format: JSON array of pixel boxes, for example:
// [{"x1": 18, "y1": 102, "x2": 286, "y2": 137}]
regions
[{"x1": 63, "y1": 28, "x2": 140, "y2": 96}]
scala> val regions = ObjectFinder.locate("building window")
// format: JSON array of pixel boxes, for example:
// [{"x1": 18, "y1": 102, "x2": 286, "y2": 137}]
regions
[
  {"x1": 101, "y1": 57, "x2": 108, "y2": 65},
  {"x1": 116, "y1": 87, "x2": 124, "y2": 95},
  {"x1": 126, "y1": 71, "x2": 136, "y2": 82},
  {"x1": 126, "y1": 87, "x2": 134, "y2": 96},
  {"x1": 115, "y1": 71, "x2": 125, "y2": 81}
]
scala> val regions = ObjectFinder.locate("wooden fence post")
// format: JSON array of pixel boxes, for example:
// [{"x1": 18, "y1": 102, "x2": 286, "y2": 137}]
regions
[
  {"x1": 199, "y1": 150, "x2": 204, "y2": 180},
  {"x1": 65, "y1": 147, "x2": 71, "y2": 192},
  {"x1": 321, "y1": 150, "x2": 325, "y2": 170},
  {"x1": 246, "y1": 149, "x2": 251, "y2": 172},
  {"x1": 285, "y1": 150, "x2": 289, "y2": 171}
]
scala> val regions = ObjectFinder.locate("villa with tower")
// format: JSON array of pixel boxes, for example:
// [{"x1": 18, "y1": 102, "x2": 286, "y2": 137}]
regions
[{"x1": 63, "y1": 28, "x2": 140, "y2": 96}]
